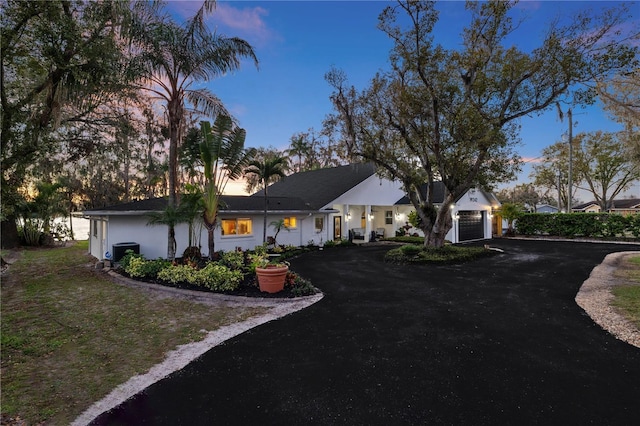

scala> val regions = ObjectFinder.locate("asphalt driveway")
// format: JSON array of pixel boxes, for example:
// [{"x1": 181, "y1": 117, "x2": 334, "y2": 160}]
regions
[{"x1": 91, "y1": 239, "x2": 640, "y2": 425}]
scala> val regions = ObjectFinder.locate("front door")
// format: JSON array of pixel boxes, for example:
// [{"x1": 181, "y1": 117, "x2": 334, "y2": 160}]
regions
[{"x1": 333, "y1": 216, "x2": 342, "y2": 240}]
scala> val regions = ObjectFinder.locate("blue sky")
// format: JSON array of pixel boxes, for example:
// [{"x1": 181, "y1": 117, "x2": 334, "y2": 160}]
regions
[{"x1": 167, "y1": 0, "x2": 638, "y2": 195}]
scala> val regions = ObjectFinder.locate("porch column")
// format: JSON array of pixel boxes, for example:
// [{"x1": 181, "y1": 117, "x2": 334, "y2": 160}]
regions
[
  {"x1": 365, "y1": 204, "x2": 372, "y2": 242},
  {"x1": 344, "y1": 204, "x2": 350, "y2": 238}
]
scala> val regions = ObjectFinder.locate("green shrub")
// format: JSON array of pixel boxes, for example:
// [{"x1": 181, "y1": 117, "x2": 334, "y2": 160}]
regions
[
  {"x1": 284, "y1": 271, "x2": 317, "y2": 297},
  {"x1": 401, "y1": 244, "x2": 422, "y2": 255},
  {"x1": 220, "y1": 250, "x2": 245, "y2": 271},
  {"x1": 197, "y1": 263, "x2": 243, "y2": 291},
  {"x1": 119, "y1": 249, "x2": 143, "y2": 270},
  {"x1": 157, "y1": 262, "x2": 243, "y2": 291},
  {"x1": 386, "y1": 236, "x2": 424, "y2": 245},
  {"x1": 516, "y1": 213, "x2": 636, "y2": 239},
  {"x1": 323, "y1": 240, "x2": 336, "y2": 248},
  {"x1": 385, "y1": 245, "x2": 491, "y2": 264},
  {"x1": 157, "y1": 264, "x2": 199, "y2": 284},
  {"x1": 125, "y1": 257, "x2": 171, "y2": 279},
  {"x1": 337, "y1": 238, "x2": 354, "y2": 247}
]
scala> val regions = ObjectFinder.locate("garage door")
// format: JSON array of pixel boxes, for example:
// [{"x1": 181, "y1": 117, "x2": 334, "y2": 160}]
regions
[{"x1": 458, "y1": 210, "x2": 484, "y2": 241}]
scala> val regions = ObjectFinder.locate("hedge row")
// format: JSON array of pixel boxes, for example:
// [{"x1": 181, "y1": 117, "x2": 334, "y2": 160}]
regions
[{"x1": 515, "y1": 213, "x2": 640, "y2": 239}]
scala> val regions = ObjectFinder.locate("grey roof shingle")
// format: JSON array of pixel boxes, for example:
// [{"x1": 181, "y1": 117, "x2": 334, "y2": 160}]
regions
[
  {"x1": 83, "y1": 195, "x2": 314, "y2": 215},
  {"x1": 394, "y1": 182, "x2": 446, "y2": 205},
  {"x1": 251, "y1": 163, "x2": 376, "y2": 209}
]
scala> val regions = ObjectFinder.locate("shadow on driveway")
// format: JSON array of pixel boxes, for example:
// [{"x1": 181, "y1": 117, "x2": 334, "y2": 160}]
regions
[{"x1": 91, "y1": 239, "x2": 640, "y2": 425}]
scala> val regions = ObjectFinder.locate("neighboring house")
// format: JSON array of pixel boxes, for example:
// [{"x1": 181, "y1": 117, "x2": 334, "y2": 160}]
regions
[
  {"x1": 83, "y1": 163, "x2": 501, "y2": 261},
  {"x1": 536, "y1": 204, "x2": 559, "y2": 214},
  {"x1": 608, "y1": 198, "x2": 640, "y2": 215},
  {"x1": 571, "y1": 199, "x2": 640, "y2": 215},
  {"x1": 572, "y1": 201, "x2": 602, "y2": 213}
]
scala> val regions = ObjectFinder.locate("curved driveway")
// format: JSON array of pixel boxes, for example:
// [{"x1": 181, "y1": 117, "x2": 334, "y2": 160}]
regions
[{"x1": 92, "y1": 239, "x2": 640, "y2": 425}]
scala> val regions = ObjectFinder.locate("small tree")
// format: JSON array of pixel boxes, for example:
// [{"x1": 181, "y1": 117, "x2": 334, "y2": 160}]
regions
[
  {"x1": 146, "y1": 205, "x2": 186, "y2": 261},
  {"x1": 269, "y1": 219, "x2": 290, "y2": 247},
  {"x1": 499, "y1": 203, "x2": 523, "y2": 237},
  {"x1": 200, "y1": 117, "x2": 255, "y2": 259},
  {"x1": 245, "y1": 156, "x2": 288, "y2": 244}
]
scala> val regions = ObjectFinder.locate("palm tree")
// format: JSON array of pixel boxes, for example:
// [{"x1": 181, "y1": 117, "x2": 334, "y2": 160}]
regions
[
  {"x1": 146, "y1": 205, "x2": 186, "y2": 261},
  {"x1": 200, "y1": 116, "x2": 256, "y2": 259},
  {"x1": 287, "y1": 133, "x2": 311, "y2": 173},
  {"x1": 134, "y1": 0, "x2": 258, "y2": 259},
  {"x1": 245, "y1": 156, "x2": 288, "y2": 243}
]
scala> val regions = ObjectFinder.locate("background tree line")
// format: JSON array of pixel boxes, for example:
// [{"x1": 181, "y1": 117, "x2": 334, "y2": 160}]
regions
[
  {"x1": 2, "y1": 0, "x2": 638, "y2": 250},
  {"x1": 0, "y1": 0, "x2": 350, "y2": 249}
]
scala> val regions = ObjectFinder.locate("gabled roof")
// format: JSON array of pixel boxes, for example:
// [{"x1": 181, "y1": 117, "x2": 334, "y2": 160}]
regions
[
  {"x1": 572, "y1": 201, "x2": 601, "y2": 211},
  {"x1": 251, "y1": 163, "x2": 377, "y2": 209},
  {"x1": 610, "y1": 198, "x2": 640, "y2": 210},
  {"x1": 83, "y1": 195, "x2": 316, "y2": 216}
]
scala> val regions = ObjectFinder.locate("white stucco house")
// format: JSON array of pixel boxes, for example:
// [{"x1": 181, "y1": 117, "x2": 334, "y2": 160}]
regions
[{"x1": 83, "y1": 163, "x2": 501, "y2": 261}]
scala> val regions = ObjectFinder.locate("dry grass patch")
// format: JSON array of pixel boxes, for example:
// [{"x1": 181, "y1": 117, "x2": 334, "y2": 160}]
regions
[
  {"x1": 1, "y1": 241, "x2": 266, "y2": 424},
  {"x1": 612, "y1": 255, "x2": 640, "y2": 330}
]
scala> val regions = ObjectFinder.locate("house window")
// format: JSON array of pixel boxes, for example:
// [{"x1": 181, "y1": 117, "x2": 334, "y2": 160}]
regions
[
  {"x1": 221, "y1": 218, "x2": 252, "y2": 236},
  {"x1": 315, "y1": 217, "x2": 324, "y2": 232},
  {"x1": 385, "y1": 210, "x2": 393, "y2": 225},
  {"x1": 93, "y1": 220, "x2": 98, "y2": 237},
  {"x1": 283, "y1": 216, "x2": 297, "y2": 228}
]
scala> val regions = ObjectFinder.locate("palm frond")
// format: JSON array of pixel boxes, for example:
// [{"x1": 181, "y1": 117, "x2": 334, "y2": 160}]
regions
[{"x1": 186, "y1": 89, "x2": 229, "y2": 120}]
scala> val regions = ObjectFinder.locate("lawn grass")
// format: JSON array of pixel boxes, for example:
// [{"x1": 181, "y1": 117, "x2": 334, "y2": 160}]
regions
[
  {"x1": 1, "y1": 241, "x2": 267, "y2": 424},
  {"x1": 611, "y1": 255, "x2": 640, "y2": 330}
]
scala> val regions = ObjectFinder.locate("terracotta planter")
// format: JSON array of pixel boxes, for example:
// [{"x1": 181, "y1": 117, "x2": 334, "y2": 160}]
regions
[{"x1": 255, "y1": 265, "x2": 289, "y2": 293}]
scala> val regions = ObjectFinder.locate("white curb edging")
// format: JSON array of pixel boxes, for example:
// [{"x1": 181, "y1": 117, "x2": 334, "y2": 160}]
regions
[{"x1": 72, "y1": 293, "x2": 323, "y2": 426}]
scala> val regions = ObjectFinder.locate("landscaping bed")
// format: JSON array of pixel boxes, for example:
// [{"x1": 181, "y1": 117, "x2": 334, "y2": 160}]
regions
[{"x1": 115, "y1": 245, "x2": 321, "y2": 298}]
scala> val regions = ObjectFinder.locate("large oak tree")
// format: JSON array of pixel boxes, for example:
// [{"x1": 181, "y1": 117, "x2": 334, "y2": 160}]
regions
[{"x1": 328, "y1": 0, "x2": 638, "y2": 247}]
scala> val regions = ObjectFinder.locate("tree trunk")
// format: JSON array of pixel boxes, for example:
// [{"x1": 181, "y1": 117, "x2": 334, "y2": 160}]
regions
[
  {"x1": 424, "y1": 205, "x2": 453, "y2": 248},
  {"x1": 168, "y1": 226, "x2": 176, "y2": 261},
  {"x1": 1, "y1": 216, "x2": 19, "y2": 249},
  {"x1": 167, "y1": 97, "x2": 182, "y2": 261},
  {"x1": 203, "y1": 220, "x2": 216, "y2": 260}
]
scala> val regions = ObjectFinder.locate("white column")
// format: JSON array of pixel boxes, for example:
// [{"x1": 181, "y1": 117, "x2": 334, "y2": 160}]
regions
[
  {"x1": 344, "y1": 204, "x2": 350, "y2": 238},
  {"x1": 365, "y1": 205, "x2": 372, "y2": 242}
]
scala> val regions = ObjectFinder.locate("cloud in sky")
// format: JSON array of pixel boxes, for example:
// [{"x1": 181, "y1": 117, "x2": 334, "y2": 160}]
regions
[{"x1": 208, "y1": 3, "x2": 279, "y2": 47}]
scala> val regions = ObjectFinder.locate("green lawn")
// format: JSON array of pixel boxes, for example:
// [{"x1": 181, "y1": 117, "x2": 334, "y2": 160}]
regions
[
  {"x1": 612, "y1": 255, "x2": 640, "y2": 330},
  {"x1": 1, "y1": 241, "x2": 266, "y2": 424}
]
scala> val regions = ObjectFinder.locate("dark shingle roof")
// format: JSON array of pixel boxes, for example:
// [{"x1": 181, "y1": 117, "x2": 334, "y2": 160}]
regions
[
  {"x1": 610, "y1": 198, "x2": 640, "y2": 210},
  {"x1": 252, "y1": 163, "x2": 377, "y2": 209},
  {"x1": 394, "y1": 182, "x2": 446, "y2": 205},
  {"x1": 83, "y1": 195, "x2": 315, "y2": 215},
  {"x1": 572, "y1": 199, "x2": 640, "y2": 211}
]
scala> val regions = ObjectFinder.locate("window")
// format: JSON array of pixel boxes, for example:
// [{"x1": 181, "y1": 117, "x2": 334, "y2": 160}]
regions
[
  {"x1": 93, "y1": 220, "x2": 98, "y2": 237},
  {"x1": 283, "y1": 216, "x2": 297, "y2": 228},
  {"x1": 315, "y1": 217, "x2": 324, "y2": 232},
  {"x1": 385, "y1": 210, "x2": 393, "y2": 225},
  {"x1": 221, "y1": 218, "x2": 252, "y2": 236}
]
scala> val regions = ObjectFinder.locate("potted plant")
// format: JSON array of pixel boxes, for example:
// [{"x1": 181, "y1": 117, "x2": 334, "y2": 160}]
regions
[{"x1": 250, "y1": 246, "x2": 289, "y2": 293}]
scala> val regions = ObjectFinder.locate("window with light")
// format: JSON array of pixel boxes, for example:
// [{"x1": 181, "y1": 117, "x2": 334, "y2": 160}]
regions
[
  {"x1": 221, "y1": 218, "x2": 252, "y2": 236},
  {"x1": 284, "y1": 216, "x2": 297, "y2": 228}
]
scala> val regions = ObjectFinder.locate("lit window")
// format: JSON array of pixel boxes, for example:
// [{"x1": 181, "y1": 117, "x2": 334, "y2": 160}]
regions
[
  {"x1": 385, "y1": 210, "x2": 393, "y2": 225},
  {"x1": 315, "y1": 217, "x2": 324, "y2": 232},
  {"x1": 221, "y1": 218, "x2": 252, "y2": 236},
  {"x1": 283, "y1": 216, "x2": 297, "y2": 228}
]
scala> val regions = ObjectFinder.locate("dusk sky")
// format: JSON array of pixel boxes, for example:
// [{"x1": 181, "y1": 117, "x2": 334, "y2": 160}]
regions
[{"x1": 166, "y1": 0, "x2": 639, "y2": 196}]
